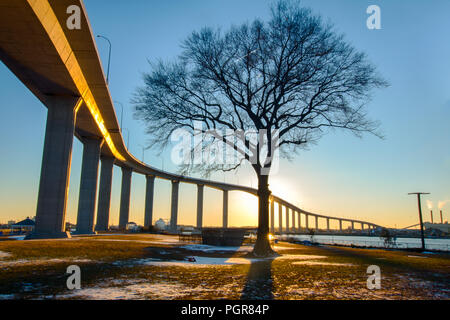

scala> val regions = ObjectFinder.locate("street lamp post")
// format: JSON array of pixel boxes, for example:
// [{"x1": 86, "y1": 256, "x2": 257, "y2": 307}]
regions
[
  {"x1": 139, "y1": 144, "x2": 146, "y2": 162},
  {"x1": 408, "y1": 192, "x2": 430, "y2": 251},
  {"x1": 114, "y1": 100, "x2": 124, "y2": 132},
  {"x1": 122, "y1": 128, "x2": 130, "y2": 149},
  {"x1": 97, "y1": 35, "x2": 112, "y2": 84}
]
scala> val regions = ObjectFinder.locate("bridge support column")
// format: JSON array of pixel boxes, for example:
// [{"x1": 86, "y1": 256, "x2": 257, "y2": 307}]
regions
[
  {"x1": 297, "y1": 212, "x2": 301, "y2": 230},
  {"x1": 292, "y1": 209, "x2": 296, "y2": 233},
  {"x1": 361, "y1": 222, "x2": 364, "y2": 231},
  {"x1": 351, "y1": 221, "x2": 355, "y2": 231},
  {"x1": 196, "y1": 185, "x2": 204, "y2": 229},
  {"x1": 315, "y1": 216, "x2": 319, "y2": 230},
  {"x1": 26, "y1": 96, "x2": 80, "y2": 240},
  {"x1": 278, "y1": 204, "x2": 283, "y2": 234},
  {"x1": 119, "y1": 167, "x2": 132, "y2": 229},
  {"x1": 285, "y1": 207, "x2": 290, "y2": 233},
  {"x1": 74, "y1": 137, "x2": 103, "y2": 234},
  {"x1": 305, "y1": 215, "x2": 309, "y2": 229},
  {"x1": 222, "y1": 190, "x2": 228, "y2": 228},
  {"x1": 170, "y1": 180, "x2": 179, "y2": 232},
  {"x1": 270, "y1": 199, "x2": 275, "y2": 234},
  {"x1": 95, "y1": 156, "x2": 114, "y2": 231},
  {"x1": 327, "y1": 218, "x2": 330, "y2": 231},
  {"x1": 339, "y1": 219, "x2": 342, "y2": 231},
  {"x1": 144, "y1": 175, "x2": 155, "y2": 228}
]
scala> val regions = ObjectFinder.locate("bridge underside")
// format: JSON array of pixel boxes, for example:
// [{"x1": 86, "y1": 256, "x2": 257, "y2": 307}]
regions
[{"x1": 0, "y1": 0, "x2": 381, "y2": 238}]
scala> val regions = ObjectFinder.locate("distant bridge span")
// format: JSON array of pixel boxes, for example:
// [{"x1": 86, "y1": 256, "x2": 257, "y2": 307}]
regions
[{"x1": 0, "y1": 0, "x2": 382, "y2": 238}]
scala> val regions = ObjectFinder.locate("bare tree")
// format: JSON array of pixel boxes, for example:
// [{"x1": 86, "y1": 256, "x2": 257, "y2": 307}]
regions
[{"x1": 133, "y1": 0, "x2": 387, "y2": 256}]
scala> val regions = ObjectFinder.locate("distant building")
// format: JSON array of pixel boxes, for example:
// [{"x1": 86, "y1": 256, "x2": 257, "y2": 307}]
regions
[
  {"x1": 126, "y1": 222, "x2": 140, "y2": 232},
  {"x1": 7, "y1": 220, "x2": 15, "y2": 226},
  {"x1": 11, "y1": 218, "x2": 35, "y2": 233},
  {"x1": 424, "y1": 222, "x2": 450, "y2": 235},
  {"x1": 179, "y1": 226, "x2": 195, "y2": 232},
  {"x1": 154, "y1": 218, "x2": 167, "y2": 231}
]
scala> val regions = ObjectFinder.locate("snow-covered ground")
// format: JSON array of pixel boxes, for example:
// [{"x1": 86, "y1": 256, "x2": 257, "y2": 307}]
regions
[
  {"x1": 3, "y1": 235, "x2": 26, "y2": 240},
  {"x1": 0, "y1": 251, "x2": 11, "y2": 259},
  {"x1": 180, "y1": 244, "x2": 253, "y2": 252},
  {"x1": 0, "y1": 258, "x2": 92, "y2": 268},
  {"x1": 291, "y1": 261, "x2": 356, "y2": 266},
  {"x1": 57, "y1": 280, "x2": 231, "y2": 300},
  {"x1": 136, "y1": 256, "x2": 259, "y2": 267}
]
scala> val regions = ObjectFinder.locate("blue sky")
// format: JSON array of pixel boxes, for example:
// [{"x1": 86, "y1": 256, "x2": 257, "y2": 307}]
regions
[{"x1": 0, "y1": 0, "x2": 449, "y2": 228}]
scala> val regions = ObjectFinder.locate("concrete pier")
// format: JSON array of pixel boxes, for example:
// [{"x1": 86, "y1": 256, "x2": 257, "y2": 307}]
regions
[
  {"x1": 292, "y1": 209, "x2": 296, "y2": 232},
  {"x1": 170, "y1": 180, "x2": 179, "y2": 231},
  {"x1": 286, "y1": 207, "x2": 290, "y2": 232},
  {"x1": 74, "y1": 137, "x2": 103, "y2": 234},
  {"x1": 326, "y1": 218, "x2": 330, "y2": 231},
  {"x1": 196, "y1": 185, "x2": 204, "y2": 229},
  {"x1": 270, "y1": 199, "x2": 275, "y2": 234},
  {"x1": 339, "y1": 219, "x2": 343, "y2": 231},
  {"x1": 297, "y1": 211, "x2": 301, "y2": 229},
  {"x1": 144, "y1": 175, "x2": 155, "y2": 228},
  {"x1": 278, "y1": 204, "x2": 283, "y2": 233},
  {"x1": 305, "y1": 215, "x2": 309, "y2": 229},
  {"x1": 26, "y1": 97, "x2": 79, "y2": 239},
  {"x1": 351, "y1": 221, "x2": 355, "y2": 231},
  {"x1": 315, "y1": 216, "x2": 319, "y2": 230},
  {"x1": 95, "y1": 156, "x2": 114, "y2": 231},
  {"x1": 223, "y1": 190, "x2": 228, "y2": 228},
  {"x1": 119, "y1": 167, "x2": 132, "y2": 229}
]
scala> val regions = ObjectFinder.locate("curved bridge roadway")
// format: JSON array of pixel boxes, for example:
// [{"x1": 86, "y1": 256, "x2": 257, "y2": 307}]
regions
[{"x1": 0, "y1": 0, "x2": 382, "y2": 239}]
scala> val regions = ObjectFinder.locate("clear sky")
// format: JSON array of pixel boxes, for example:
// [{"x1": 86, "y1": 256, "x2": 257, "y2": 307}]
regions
[{"x1": 0, "y1": 0, "x2": 449, "y2": 229}]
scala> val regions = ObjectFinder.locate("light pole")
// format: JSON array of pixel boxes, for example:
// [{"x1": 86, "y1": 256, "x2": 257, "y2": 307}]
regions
[
  {"x1": 97, "y1": 35, "x2": 112, "y2": 84},
  {"x1": 122, "y1": 128, "x2": 130, "y2": 149},
  {"x1": 114, "y1": 100, "x2": 124, "y2": 132},
  {"x1": 408, "y1": 192, "x2": 430, "y2": 251},
  {"x1": 139, "y1": 144, "x2": 146, "y2": 162}
]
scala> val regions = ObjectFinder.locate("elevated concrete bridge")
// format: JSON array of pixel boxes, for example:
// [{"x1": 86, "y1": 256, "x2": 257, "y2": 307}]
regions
[{"x1": 0, "y1": 0, "x2": 382, "y2": 239}]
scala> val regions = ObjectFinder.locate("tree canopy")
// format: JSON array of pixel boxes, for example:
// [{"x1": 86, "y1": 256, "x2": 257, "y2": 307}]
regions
[{"x1": 133, "y1": 0, "x2": 387, "y2": 178}]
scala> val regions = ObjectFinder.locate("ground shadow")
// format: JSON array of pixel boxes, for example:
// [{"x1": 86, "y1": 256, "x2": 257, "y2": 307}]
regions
[{"x1": 240, "y1": 258, "x2": 275, "y2": 300}]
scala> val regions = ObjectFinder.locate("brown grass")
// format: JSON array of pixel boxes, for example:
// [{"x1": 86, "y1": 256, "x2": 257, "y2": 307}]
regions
[{"x1": 0, "y1": 234, "x2": 448, "y2": 300}]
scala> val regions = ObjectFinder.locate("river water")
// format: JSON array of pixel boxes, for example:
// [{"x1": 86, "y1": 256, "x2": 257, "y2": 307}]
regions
[{"x1": 280, "y1": 234, "x2": 450, "y2": 252}]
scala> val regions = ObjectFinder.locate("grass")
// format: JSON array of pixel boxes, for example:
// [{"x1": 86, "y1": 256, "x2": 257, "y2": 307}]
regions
[{"x1": 0, "y1": 234, "x2": 448, "y2": 300}]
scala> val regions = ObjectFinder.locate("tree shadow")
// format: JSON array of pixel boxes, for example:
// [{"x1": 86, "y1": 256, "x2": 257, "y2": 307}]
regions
[{"x1": 240, "y1": 258, "x2": 275, "y2": 300}]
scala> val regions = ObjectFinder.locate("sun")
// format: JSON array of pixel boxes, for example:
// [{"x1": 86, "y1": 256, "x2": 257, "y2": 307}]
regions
[
  {"x1": 230, "y1": 191, "x2": 258, "y2": 226},
  {"x1": 269, "y1": 177, "x2": 302, "y2": 206}
]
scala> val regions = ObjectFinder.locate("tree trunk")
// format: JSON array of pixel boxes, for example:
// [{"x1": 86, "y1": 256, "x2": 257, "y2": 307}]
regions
[{"x1": 252, "y1": 173, "x2": 276, "y2": 257}]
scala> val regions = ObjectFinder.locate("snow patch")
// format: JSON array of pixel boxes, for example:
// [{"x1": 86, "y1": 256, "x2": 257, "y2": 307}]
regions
[
  {"x1": 0, "y1": 251, "x2": 11, "y2": 259},
  {"x1": 180, "y1": 244, "x2": 253, "y2": 252},
  {"x1": 276, "y1": 254, "x2": 327, "y2": 260},
  {"x1": 59, "y1": 282, "x2": 215, "y2": 300},
  {"x1": 0, "y1": 258, "x2": 92, "y2": 267},
  {"x1": 292, "y1": 261, "x2": 356, "y2": 266},
  {"x1": 5, "y1": 235, "x2": 26, "y2": 240},
  {"x1": 138, "y1": 256, "x2": 258, "y2": 267}
]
